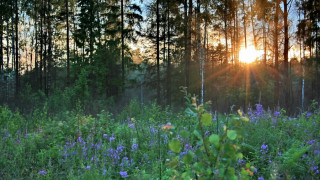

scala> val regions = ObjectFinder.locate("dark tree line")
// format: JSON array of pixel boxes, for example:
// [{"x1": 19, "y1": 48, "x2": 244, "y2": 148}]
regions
[{"x1": 0, "y1": 0, "x2": 319, "y2": 114}]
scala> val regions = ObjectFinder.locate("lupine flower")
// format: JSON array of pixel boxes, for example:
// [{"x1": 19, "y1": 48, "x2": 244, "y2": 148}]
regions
[
  {"x1": 308, "y1": 140, "x2": 316, "y2": 145},
  {"x1": 315, "y1": 150, "x2": 320, "y2": 155},
  {"x1": 274, "y1": 111, "x2": 280, "y2": 117},
  {"x1": 131, "y1": 143, "x2": 138, "y2": 150},
  {"x1": 39, "y1": 170, "x2": 47, "y2": 175},
  {"x1": 86, "y1": 165, "x2": 91, "y2": 170},
  {"x1": 258, "y1": 177, "x2": 264, "y2": 180},
  {"x1": 103, "y1": 134, "x2": 108, "y2": 138},
  {"x1": 4, "y1": 132, "x2": 9, "y2": 138},
  {"x1": 103, "y1": 170, "x2": 107, "y2": 175},
  {"x1": 255, "y1": 104, "x2": 263, "y2": 117},
  {"x1": 128, "y1": 123, "x2": 135, "y2": 128},
  {"x1": 260, "y1": 144, "x2": 268, "y2": 154},
  {"x1": 307, "y1": 113, "x2": 312, "y2": 117},
  {"x1": 278, "y1": 152, "x2": 282, "y2": 156},
  {"x1": 120, "y1": 171, "x2": 128, "y2": 178}
]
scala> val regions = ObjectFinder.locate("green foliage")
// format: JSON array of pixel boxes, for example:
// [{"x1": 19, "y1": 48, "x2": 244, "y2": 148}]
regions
[{"x1": 166, "y1": 94, "x2": 251, "y2": 179}]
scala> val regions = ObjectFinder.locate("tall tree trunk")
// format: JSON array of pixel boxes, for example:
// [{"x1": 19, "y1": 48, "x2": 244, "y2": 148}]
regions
[
  {"x1": 283, "y1": 0, "x2": 289, "y2": 74},
  {"x1": 184, "y1": 0, "x2": 189, "y2": 89},
  {"x1": 15, "y1": 0, "x2": 19, "y2": 97},
  {"x1": 196, "y1": 0, "x2": 201, "y2": 80},
  {"x1": 274, "y1": 0, "x2": 279, "y2": 106},
  {"x1": 156, "y1": 0, "x2": 160, "y2": 104},
  {"x1": 6, "y1": 19, "x2": 9, "y2": 70},
  {"x1": 66, "y1": 0, "x2": 70, "y2": 85},
  {"x1": 166, "y1": 0, "x2": 171, "y2": 105},
  {"x1": 47, "y1": 0, "x2": 52, "y2": 97},
  {"x1": 242, "y1": 0, "x2": 247, "y2": 49},
  {"x1": 121, "y1": 0, "x2": 125, "y2": 87},
  {"x1": 283, "y1": 0, "x2": 290, "y2": 110},
  {"x1": 250, "y1": 0, "x2": 257, "y2": 49},
  {"x1": 201, "y1": 3, "x2": 207, "y2": 105},
  {"x1": 11, "y1": 2, "x2": 15, "y2": 71},
  {"x1": 224, "y1": 0, "x2": 228, "y2": 64},
  {"x1": 0, "y1": 15, "x2": 3, "y2": 75},
  {"x1": 40, "y1": 0, "x2": 44, "y2": 90}
]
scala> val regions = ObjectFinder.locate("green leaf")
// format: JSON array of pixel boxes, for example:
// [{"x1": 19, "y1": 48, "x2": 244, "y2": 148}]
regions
[
  {"x1": 201, "y1": 113, "x2": 212, "y2": 126},
  {"x1": 169, "y1": 139, "x2": 181, "y2": 153},
  {"x1": 180, "y1": 130, "x2": 190, "y2": 139},
  {"x1": 209, "y1": 134, "x2": 220, "y2": 147},
  {"x1": 227, "y1": 130, "x2": 237, "y2": 140},
  {"x1": 183, "y1": 152, "x2": 193, "y2": 164}
]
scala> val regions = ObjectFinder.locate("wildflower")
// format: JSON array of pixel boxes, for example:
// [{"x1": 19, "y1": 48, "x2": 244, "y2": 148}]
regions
[
  {"x1": 128, "y1": 123, "x2": 134, "y2": 128},
  {"x1": 233, "y1": 144, "x2": 237, "y2": 148},
  {"x1": 162, "y1": 123, "x2": 172, "y2": 130},
  {"x1": 315, "y1": 150, "x2": 320, "y2": 155},
  {"x1": 258, "y1": 177, "x2": 264, "y2": 180},
  {"x1": 278, "y1": 152, "x2": 282, "y2": 156},
  {"x1": 308, "y1": 140, "x2": 316, "y2": 145},
  {"x1": 238, "y1": 109, "x2": 243, "y2": 117},
  {"x1": 120, "y1": 171, "x2": 128, "y2": 178},
  {"x1": 103, "y1": 134, "x2": 108, "y2": 138},
  {"x1": 274, "y1": 111, "x2": 280, "y2": 117},
  {"x1": 4, "y1": 132, "x2": 9, "y2": 138},
  {"x1": 103, "y1": 170, "x2": 107, "y2": 175},
  {"x1": 260, "y1": 144, "x2": 268, "y2": 154},
  {"x1": 39, "y1": 170, "x2": 47, "y2": 175},
  {"x1": 250, "y1": 172, "x2": 254, "y2": 176},
  {"x1": 86, "y1": 165, "x2": 91, "y2": 170},
  {"x1": 131, "y1": 143, "x2": 138, "y2": 150},
  {"x1": 307, "y1": 113, "x2": 312, "y2": 117},
  {"x1": 255, "y1": 104, "x2": 263, "y2": 117},
  {"x1": 109, "y1": 136, "x2": 115, "y2": 141}
]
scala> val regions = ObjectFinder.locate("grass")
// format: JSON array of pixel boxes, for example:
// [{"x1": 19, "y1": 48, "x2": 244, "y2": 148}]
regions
[{"x1": 0, "y1": 99, "x2": 319, "y2": 179}]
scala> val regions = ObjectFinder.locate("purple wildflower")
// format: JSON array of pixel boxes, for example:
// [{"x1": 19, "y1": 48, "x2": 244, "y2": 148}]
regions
[
  {"x1": 307, "y1": 113, "x2": 312, "y2": 117},
  {"x1": 103, "y1": 134, "x2": 108, "y2": 138},
  {"x1": 131, "y1": 143, "x2": 138, "y2": 150},
  {"x1": 258, "y1": 177, "x2": 264, "y2": 180},
  {"x1": 128, "y1": 123, "x2": 135, "y2": 128},
  {"x1": 39, "y1": 170, "x2": 47, "y2": 175},
  {"x1": 120, "y1": 171, "x2": 128, "y2": 178},
  {"x1": 260, "y1": 144, "x2": 268, "y2": 154},
  {"x1": 4, "y1": 132, "x2": 9, "y2": 138},
  {"x1": 315, "y1": 150, "x2": 320, "y2": 155},
  {"x1": 308, "y1": 140, "x2": 316, "y2": 145},
  {"x1": 274, "y1": 111, "x2": 280, "y2": 117}
]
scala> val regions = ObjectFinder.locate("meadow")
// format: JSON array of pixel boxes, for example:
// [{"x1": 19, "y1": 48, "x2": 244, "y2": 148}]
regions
[{"x1": 0, "y1": 93, "x2": 319, "y2": 180}]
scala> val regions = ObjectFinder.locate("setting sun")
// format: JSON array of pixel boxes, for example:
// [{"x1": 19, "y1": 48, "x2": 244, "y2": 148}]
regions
[{"x1": 239, "y1": 46, "x2": 259, "y2": 64}]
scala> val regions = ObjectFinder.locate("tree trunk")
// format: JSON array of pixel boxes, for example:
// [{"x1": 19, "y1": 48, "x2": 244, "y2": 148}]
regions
[
  {"x1": 156, "y1": 0, "x2": 160, "y2": 104},
  {"x1": 184, "y1": 0, "x2": 189, "y2": 89},
  {"x1": 66, "y1": 0, "x2": 70, "y2": 85},
  {"x1": 121, "y1": 0, "x2": 125, "y2": 87},
  {"x1": 250, "y1": 0, "x2": 257, "y2": 49},
  {"x1": 47, "y1": 0, "x2": 52, "y2": 97},
  {"x1": 166, "y1": 0, "x2": 171, "y2": 105},
  {"x1": 0, "y1": 15, "x2": 3, "y2": 75},
  {"x1": 15, "y1": 0, "x2": 19, "y2": 97},
  {"x1": 274, "y1": 0, "x2": 279, "y2": 106},
  {"x1": 242, "y1": 0, "x2": 247, "y2": 49},
  {"x1": 40, "y1": 0, "x2": 44, "y2": 90},
  {"x1": 283, "y1": 0, "x2": 289, "y2": 74},
  {"x1": 224, "y1": 0, "x2": 228, "y2": 64}
]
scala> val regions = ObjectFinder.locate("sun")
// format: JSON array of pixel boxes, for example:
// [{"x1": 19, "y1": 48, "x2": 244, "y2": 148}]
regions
[{"x1": 239, "y1": 45, "x2": 259, "y2": 64}]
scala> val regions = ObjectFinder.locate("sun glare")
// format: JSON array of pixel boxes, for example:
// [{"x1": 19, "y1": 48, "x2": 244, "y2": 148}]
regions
[{"x1": 239, "y1": 46, "x2": 259, "y2": 64}]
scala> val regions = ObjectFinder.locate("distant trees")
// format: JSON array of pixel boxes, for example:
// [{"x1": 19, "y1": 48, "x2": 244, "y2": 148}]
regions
[{"x1": 0, "y1": 0, "x2": 319, "y2": 113}]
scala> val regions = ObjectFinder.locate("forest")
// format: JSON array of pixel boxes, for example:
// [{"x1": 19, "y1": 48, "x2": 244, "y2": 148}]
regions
[{"x1": 0, "y1": 0, "x2": 319, "y2": 179}]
